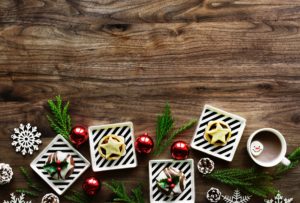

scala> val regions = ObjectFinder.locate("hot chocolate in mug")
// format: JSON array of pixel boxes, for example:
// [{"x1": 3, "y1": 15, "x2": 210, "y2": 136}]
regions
[{"x1": 247, "y1": 128, "x2": 291, "y2": 167}]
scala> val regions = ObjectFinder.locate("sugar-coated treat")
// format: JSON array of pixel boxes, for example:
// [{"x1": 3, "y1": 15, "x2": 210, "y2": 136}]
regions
[
  {"x1": 98, "y1": 134, "x2": 126, "y2": 160},
  {"x1": 204, "y1": 120, "x2": 232, "y2": 146}
]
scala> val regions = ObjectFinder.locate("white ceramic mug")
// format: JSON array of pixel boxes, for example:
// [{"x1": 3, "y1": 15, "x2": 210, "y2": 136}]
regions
[{"x1": 247, "y1": 128, "x2": 291, "y2": 167}]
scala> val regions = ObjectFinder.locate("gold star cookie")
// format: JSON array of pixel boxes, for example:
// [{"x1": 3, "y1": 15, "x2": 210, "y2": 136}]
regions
[
  {"x1": 204, "y1": 120, "x2": 232, "y2": 146},
  {"x1": 98, "y1": 134, "x2": 126, "y2": 160}
]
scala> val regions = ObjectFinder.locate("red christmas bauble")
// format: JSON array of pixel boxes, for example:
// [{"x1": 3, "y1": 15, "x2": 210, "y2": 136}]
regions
[
  {"x1": 82, "y1": 177, "x2": 100, "y2": 196},
  {"x1": 135, "y1": 133, "x2": 154, "y2": 154},
  {"x1": 170, "y1": 141, "x2": 189, "y2": 160},
  {"x1": 70, "y1": 125, "x2": 88, "y2": 148}
]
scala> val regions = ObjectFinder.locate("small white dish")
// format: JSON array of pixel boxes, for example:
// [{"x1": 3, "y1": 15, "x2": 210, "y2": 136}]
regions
[
  {"x1": 148, "y1": 159, "x2": 195, "y2": 203},
  {"x1": 88, "y1": 122, "x2": 137, "y2": 172},
  {"x1": 30, "y1": 135, "x2": 90, "y2": 195},
  {"x1": 191, "y1": 105, "x2": 246, "y2": 162}
]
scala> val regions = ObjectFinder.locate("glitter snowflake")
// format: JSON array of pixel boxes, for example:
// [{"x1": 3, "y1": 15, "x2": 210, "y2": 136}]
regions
[
  {"x1": 223, "y1": 189, "x2": 251, "y2": 203},
  {"x1": 3, "y1": 193, "x2": 32, "y2": 203},
  {"x1": 264, "y1": 191, "x2": 293, "y2": 203},
  {"x1": 11, "y1": 123, "x2": 42, "y2": 156}
]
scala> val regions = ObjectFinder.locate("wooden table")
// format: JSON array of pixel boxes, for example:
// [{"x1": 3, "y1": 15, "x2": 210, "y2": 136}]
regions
[{"x1": 1, "y1": 0, "x2": 300, "y2": 202}]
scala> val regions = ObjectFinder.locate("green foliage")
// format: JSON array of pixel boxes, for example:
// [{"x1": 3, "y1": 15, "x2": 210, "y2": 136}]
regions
[
  {"x1": 104, "y1": 180, "x2": 144, "y2": 203},
  {"x1": 153, "y1": 103, "x2": 197, "y2": 155},
  {"x1": 20, "y1": 166, "x2": 33, "y2": 186},
  {"x1": 131, "y1": 185, "x2": 144, "y2": 203},
  {"x1": 157, "y1": 176, "x2": 180, "y2": 189},
  {"x1": 16, "y1": 167, "x2": 42, "y2": 197},
  {"x1": 43, "y1": 160, "x2": 68, "y2": 176},
  {"x1": 47, "y1": 95, "x2": 72, "y2": 140},
  {"x1": 64, "y1": 190, "x2": 92, "y2": 203},
  {"x1": 275, "y1": 147, "x2": 300, "y2": 177},
  {"x1": 205, "y1": 167, "x2": 276, "y2": 198},
  {"x1": 154, "y1": 103, "x2": 174, "y2": 152},
  {"x1": 15, "y1": 189, "x2": 39, "y2": 197}
]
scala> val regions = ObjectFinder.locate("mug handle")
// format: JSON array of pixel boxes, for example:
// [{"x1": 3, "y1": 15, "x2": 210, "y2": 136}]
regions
[{"x1": 281, "y1": 157, "x2": 291, "y2": 166}]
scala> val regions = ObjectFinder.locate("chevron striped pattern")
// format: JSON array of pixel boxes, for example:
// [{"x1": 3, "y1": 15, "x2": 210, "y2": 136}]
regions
[
  {"x1": 149, "y1": 159, "x2": 195, "y2": 203},
  {"x1": 30, "y1": 135, "x2": 90, "y2": 195},
  {"x1": 191, "y1": 105, "x2": 246, "y2": 162},
  {"x1": 88, "y1": 122, "x2": 137, "y2": 172}
]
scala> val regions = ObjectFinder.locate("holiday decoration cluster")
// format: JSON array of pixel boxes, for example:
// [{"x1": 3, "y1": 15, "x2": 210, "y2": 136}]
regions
[{"x1": 1, "y1": 96, "x2": 299, "y2": 203}]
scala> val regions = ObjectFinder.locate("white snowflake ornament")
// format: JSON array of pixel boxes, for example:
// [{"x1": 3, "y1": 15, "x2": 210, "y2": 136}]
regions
[
  {"x1": 264, "y1": 191, "x2": 293, "y2": 203},
  {"x1": 11, "y1": 123, "x2": 42, "y2": 156},
  {"x1": 3, "y1": 193, "x2": 32, "y2": 203},
  {"x1": 223, "y1": 189, "x2": 251, "y2": 203}
]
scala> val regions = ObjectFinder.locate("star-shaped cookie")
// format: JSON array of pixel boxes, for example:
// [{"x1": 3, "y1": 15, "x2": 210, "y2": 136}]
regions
[
  {"x1": 204, "y1": 120, "x2": 232, "y2": 146},
  {"x1": 98, "y1": 134, "x2": 126, "y2": 160}
]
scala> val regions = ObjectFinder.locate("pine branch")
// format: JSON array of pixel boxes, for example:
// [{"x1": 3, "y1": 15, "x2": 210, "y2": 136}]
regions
[
  {"x1": 28, "y1": 183, "x2": 43, "y2": 192},
  {"x1": 64, "y1": 190, "x2": 91, "y2": 203},
  {"x1": 131, "y1": 185, "x2": 144, "y2": 203},
  {"x1": 17, "y1": 167, "x2": 43, "y2": 197},
  {"x1": 153, "y1": 103, "x2": 197, "y2": 155},
  {"x1": 47, "y1": 95, "x2": 72, "y2": 140},
  {"x1": 154, "y1": 103, "x2": 174, "y2": 153},
  {"x1": 275, "y1": 147, "x2": 300, "y2": 177},
  {"x1": 20, "y1": 166, "x2": 33, "y2": 186},
  {"x1": 19, "y1": 167, "x2": 42, "y2": 192},
  {"x1": 15, "y1": 189, "x2": 39, "y2": 197},
  {"x1": 154, "y1": 119, "x2": 197, "y2": 155},
  {"x1": 205, "y1": 168, "x2": 276, "y2": 198},
  {"x1": 104, "y1": 180, "x2": 144, "y2": 203}
]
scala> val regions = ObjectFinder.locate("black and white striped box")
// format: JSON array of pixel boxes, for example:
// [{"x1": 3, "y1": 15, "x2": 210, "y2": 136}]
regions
[
  {"x1": 149, "y1": 159, "x2": 195, "y2": 203},
  {"x1": 191, "y1": 105, "x2": 246, "y2": 162},
  {"x1": 30, "y1": 135, "x2": 90, "y2": 195},
  {"x1": 88, "y1": 122, "x2": 137, "y2": 172}
]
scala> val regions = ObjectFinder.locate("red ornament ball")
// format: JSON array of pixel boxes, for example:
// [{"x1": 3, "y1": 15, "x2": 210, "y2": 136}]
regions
[
  {"x1": 135, "y1": 133, "x2": 154, "y2": 154},
  {"x1": 170, "y1": 141, "x2": 189, "y2": 160},
  {"x1": 82, "y1": 177, "x2": 100, "y2": 196},
  {"x1": 69, "y1": 125, "x2": 88, "y2": 148}
]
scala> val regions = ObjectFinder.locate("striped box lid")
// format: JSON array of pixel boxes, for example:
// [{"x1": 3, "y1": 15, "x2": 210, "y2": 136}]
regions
[
  {"x1": 88, "y1": 122, "x2": 137, "y2": 172},
  {"x1": 30, "y1": 135, "x2": 90, "y2": 195},
  {"x1": 149, "y1": 159, "x2": 195, "y2": 203},
  {"x1": 191, "y1": 105, "x2": 246, "y2": 162}
]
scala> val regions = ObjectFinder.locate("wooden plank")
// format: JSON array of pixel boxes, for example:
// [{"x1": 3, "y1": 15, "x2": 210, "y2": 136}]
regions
[
  {"x1": 0, "y1": 0, "x2": 300, "y2": 202},
  {"x1": 1, "y1": 0, "x2": 300, "y2": 24}
]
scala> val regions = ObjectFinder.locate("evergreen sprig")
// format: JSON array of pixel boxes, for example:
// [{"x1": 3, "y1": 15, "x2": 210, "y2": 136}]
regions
[
  {"x1": 16, "y1": 167, "x2": 42, "y2": 197},
  {"x1": 47, "y1": 95, "x2": 72, "y2": 140},
  {"x1": 204, "y1": 167, "x2": 276, "y2": 198},
  {"x1": 154, "y1": 103, "x2": 174, "y2": 153},
  {"x1": 155, "y1": 119, "x2": 197, "y2": 155},
  {"x1": 104, "y1": 180, "x2": 144, "y2": 203},
  {"x1": 15, "y1": 189, "x2": 39, "y2": 197},
  {"x1": 275, "y1": 146, "x2": 300, "y2": 177},
  {"x1": 153, "y1": 103, "x2": 197, "y2": 155},
  {"x1": 64, "y1": 190, "x2": 92, "y2": 203}
]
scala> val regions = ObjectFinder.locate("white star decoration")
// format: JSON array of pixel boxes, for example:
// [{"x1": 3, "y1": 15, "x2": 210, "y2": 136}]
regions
[
  {"x1": 3, "y1": 193, "x2": 32, "y2": 203},
  {"x1": 223, "y1": 189, "x2": 251, "y2": 203},
  {"x1": 11, "y1": 123, "x2": 42, "y2": 156},
  {"x1": 264, "y1": 191, "x2": 293, "y2": 203}
]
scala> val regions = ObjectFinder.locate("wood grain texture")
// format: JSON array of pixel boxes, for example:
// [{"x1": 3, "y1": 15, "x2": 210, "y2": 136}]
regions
[{"x1": 1, "y1": 0, "x2": 300, "y2": 202}]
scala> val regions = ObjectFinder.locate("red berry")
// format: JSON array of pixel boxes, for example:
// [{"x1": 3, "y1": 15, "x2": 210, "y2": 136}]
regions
[
  {"x1": 167, "y1": 178, "x2": 172, "y2": 183},
  {"x1": 56, "y1": 160, "x2": 61, "y2": 165},
  {"x1": 57, "y1": 167, "x2": 61, "y2": 172},
  {"x1": 170, "y1": 183, "x2": 175, "y2": 189}
]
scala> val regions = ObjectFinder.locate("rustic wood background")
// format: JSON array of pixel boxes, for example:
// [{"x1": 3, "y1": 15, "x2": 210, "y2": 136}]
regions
[{"x1": 1, "y1": 0, "x2": 300, "y2": 202}]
